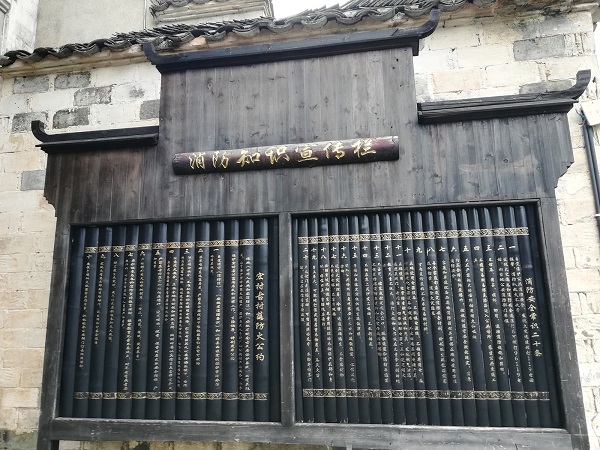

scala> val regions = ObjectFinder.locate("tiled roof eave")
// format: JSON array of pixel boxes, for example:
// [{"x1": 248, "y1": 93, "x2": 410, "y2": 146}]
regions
[{"x1": 0, "y1": 0, "x2": 594, "y2": 71}]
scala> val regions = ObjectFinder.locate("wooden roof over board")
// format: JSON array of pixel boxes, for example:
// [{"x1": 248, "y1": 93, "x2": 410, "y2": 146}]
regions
[{"x1": 0, "y1": 0, "x2": 594, "y2": 69}]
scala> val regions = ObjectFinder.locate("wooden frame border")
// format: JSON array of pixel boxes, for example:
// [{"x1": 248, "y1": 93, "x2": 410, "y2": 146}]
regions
[{"x1": 38, "y1": 200, "x2": 588, "y2": 449}]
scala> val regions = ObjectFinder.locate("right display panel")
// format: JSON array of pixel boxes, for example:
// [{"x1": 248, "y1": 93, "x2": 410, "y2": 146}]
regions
[{"x1": 292, "y1": 205, "x2": 561, "y2": 427}]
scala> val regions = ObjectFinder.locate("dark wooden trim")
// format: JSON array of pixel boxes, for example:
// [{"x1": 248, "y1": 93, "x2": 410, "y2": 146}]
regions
[
  {"x1": 31, "y1": 121, "x2": 159, "y2": 153},
  {"x1": 143, "y1": 10, "x2": 440, "y2": 73},
  {"x1": 279, "y1": 213, "x2": 295, "y2": 427},
  {"x1": 49, "y1": 418, "x2": 574, "y2": 448},
  {"x1": 417, "y1": 70, "x2": 590, "y2": 124},
  {"x1": 537, "y1": 199, "x2": 589, "y2": 450}
]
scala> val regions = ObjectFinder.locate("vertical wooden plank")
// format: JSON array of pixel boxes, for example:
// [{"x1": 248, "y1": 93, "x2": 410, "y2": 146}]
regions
[
  {"x1": 472, "y1": 120, "x2": 499, "y2": 201},
  {"x1": 491, "y1": 118, "x2": 517, "y2": 201},
  {"x1": 456, "y1": 122, "x2": 480, "y2": 202},
  {"x1": 525, "y1": 115, "x2": 548, "y2": 199},
  {"x1": 191, "y1": 68, "x2": 217, "y2": 216},
  {"x1": 279, "y1": 212, "x2": 295, "y2": 426},
  {"x1": 166, "y1": 71, "x2": 187, "y2": 219},
  {"x1": 108, "y1": 151, "x2": 130, "y2": 222},
  {"x1": 381, "y1": 48, "x2": 420, "y2": 206},
  {"x1": 97, "y1": 151, "x2": 116, "y2": 223}
]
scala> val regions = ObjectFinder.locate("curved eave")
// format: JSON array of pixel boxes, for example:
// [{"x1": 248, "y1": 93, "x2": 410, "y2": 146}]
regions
[
  {"x1": 143, "y1": 9, "x2": 440, "y2": 72},
  {"x1": 32, "y1": 121, "x2": 159, "y2": 154},
  {"x1": 417, "y1": 69, "x2": 591, "y2": 124}
]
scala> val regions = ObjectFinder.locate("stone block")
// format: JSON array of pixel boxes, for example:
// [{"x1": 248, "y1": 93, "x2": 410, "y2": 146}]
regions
[
  {"x1": 425, "y1": 23, "x2": 481, "y2": 50},
  {"x1": 545, "y1": 56, "x2": 597, "y2": 80},
  {"x1": 140, "y1": 99, "x2": 160, "y2": 120},
  {"x1": 0, "y1": 234, "x2": 40, "y2": 255},
  {"x1": 28, "y1": 90, "x2": 76, "y2": 113},
  {"x1": 520, "y1": 79, "x2": 572, "y2": 94},
  {"x1": 456, "y1": 43, "x2": 513, "y2": 68},
  {"x1": 0, "y1": 431, "x2": 38, "y2": 450},
  {"x1": 0, "y1": 213, "x2": 20, "y2": 234},
  {"x1": 0, "y1": 254, "x2": 30, "y2": 273},
  {"x1": 0, "y1": 173, "x2": 19, "y2": 191},
  {"x1": 1, "y1": 349, "x2": 44, "y2": 369},
  {"x1": 17, "y1": 408, "x2": 39, "y2": 431},
  {"x1": 0, "y1": 190, "x2": 46, "y2": 213},
  {"x1": 20, "y1": 170, "x2": 45, "y2": 191},
  {"x1": 35, "y1": 231, "x2": 56, "y2": 253},
  {"x1": 581, "y1": 292, "x2": 600, "y2": 315},
  {"x1": 55, "y1": 72, "x2": 91, "y2": 90},
  {"x1": 21, "y1": 210, "x2": 56, "y2": 233},
  {"x1": 1, "y1": 328, "x2": 46, "y2": 348},
  {"x1": 0, "y1": 94, "x2": 28, "y2": 116},
  {"x1": 536, "y1": 12, "x2": 594, "y2": 38},
  {"x1": 566, "y1": 268, "x2": 600, "y2": 292},
  {"x1": 514, "y1": 35, "x2": 567, "y2": 61},
  {"x1": 432, "y1": 68, "x2": 481, "y2": 93},
  {"x1": 1, "y1": 151, "x2": 45, "y2": 174},
  {"x1": 112, "y1": 83, "x2": 150, "y2": 102},
  {"x1": 11, "y1": 112, "x2": 48, "y2": 133},
  {"x1": 53, "y1": 108, "x2": 90, "y2": 129},
  {"x1": 564, "y1": 32, "x2": 596, "y2": 57},
  {"x1": 413, "y1": 49, "x2": 454, "y2": 74},
  {"x1": 29, "y1": 253, "x2": 53, "y2": 274},
  {"x1": 574, "y1": 245, "x2": 600, "y2": 269},
  {"x1": 558, "y1": 196, "x2": 597, "y2": 225},
  {"x1": 561, "y1": 222, "x2": 600, "y2": 247},
  {"x1": 12, "y1": 76, "x2": 49, "y2": 94},
  {"x1": 0, "y1": 369, "x2": 20, "y2": 388},
  {"x1": 580, "y1": 363, "x2": 600, "y2": 386},
  {"x1": 0, "y1": 388, "x2": 39, "y2": 408},
  {"x1": 20, "y1": 369, "x2": 43, "y2": 388},
  {"x1": 74, "y1": 86, "x2": 112, "y2": 106},
  {"x1": 480, "y1": 19, "x2": 524, "y2": 45},
  {"x1": 0, "y1": 408, "x2": 18, "y2": 430},
  {"x1": 4, "y1": 309, "x2": 44, "y2": 329},
  {"x1": 573, "y1": 316, "x2": 600, "y2": 339},
  {"x1": 4, "y1": 271, "x2": 51, "y2": 292},
  {"x1": 484, "y1": 61, "x2": 542, "y2": 88},
  {"x1": 89, "y1": 103, "x2": 140, "y2": 126}
]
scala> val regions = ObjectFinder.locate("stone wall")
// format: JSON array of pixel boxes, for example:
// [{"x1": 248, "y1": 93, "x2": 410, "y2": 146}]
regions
[{"x1": 0, "y1": 9, "x2": 599, "y2": 450}]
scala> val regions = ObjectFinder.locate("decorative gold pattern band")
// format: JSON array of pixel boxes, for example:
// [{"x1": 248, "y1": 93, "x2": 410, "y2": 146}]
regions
[
  {"x1": 301, "y1": 389, "x2": 549, "y2": 400},
  {"x1": 297, "y1": 228, "x2": 529, "y2": 244},
  {"x1": 76, "y1": 391, "x2": 269, "y2": 401},
  {"x1": 84, "y1": 238, "x2": 268, "y2": 254}
]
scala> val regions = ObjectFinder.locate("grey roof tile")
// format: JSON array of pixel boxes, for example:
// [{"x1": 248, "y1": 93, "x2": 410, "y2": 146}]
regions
[{"x1": 0, "y1": 0, "x2": 574, "y2": 67}]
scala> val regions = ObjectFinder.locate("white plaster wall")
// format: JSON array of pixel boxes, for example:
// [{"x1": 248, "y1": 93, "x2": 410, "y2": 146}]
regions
[
  {"x1": 2, "y1": 0, "x2": 38, "y2": 53},
  {"x1": 34, "y1": 0, "x2": 149, "y2": 48}
]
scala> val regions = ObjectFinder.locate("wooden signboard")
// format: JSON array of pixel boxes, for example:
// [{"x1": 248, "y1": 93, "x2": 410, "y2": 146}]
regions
[{"x1": 34, "y1": 14, "x2": 589, "y2": 450}]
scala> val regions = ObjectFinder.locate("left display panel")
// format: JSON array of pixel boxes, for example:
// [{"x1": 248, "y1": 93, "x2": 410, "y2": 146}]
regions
[{"x1": 59, "y1": 217, "x2": 280, "y2": 422}]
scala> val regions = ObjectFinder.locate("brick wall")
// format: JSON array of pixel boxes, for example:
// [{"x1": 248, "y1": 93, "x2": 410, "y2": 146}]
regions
[{"x1": 0, "y1": 9, "x2": 599, "y2": 449}]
